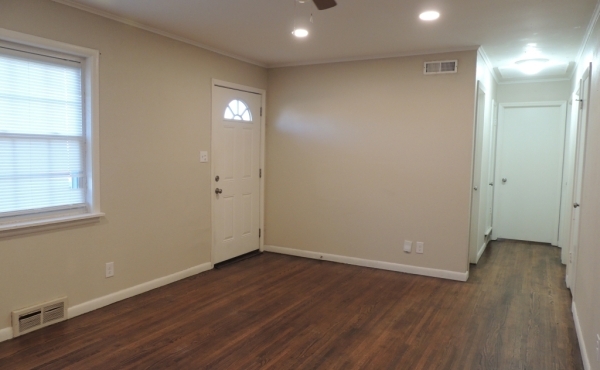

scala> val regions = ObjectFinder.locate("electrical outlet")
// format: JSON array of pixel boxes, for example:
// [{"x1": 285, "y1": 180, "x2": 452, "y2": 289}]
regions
[
  {"x1": 105, "y1": 262, "x2": 114, "y2": 278},
  {"x1": 200, "y1": 151, "x2": 208, "y2": 163},
  {"x1": 403, "y1": 240, "x2": 412, "y2": 253},
  {"x1": 416, "y1": 242, "x2": 424, "y2": 254}
]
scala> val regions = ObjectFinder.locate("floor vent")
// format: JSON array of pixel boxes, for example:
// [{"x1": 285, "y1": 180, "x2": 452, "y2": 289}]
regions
[
  {"x1": 12, "y1": 297, "x2": 68, "y2": 337},
  {"x1": 424, "y1": 60, "x2": 458, "y2": 74}
]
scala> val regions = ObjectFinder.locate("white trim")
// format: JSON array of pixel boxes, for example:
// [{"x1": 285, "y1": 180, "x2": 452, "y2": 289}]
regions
[
  {"x1": 0, "y1": 28, "x2": 102, "y2": 233},
  {"x1": 264, "y1": 245, "x2": 469, "y2": 282},
  {"x1": 0, "y1": 212, "x2": 104, "y2": 236},
  {"x1": 572, "y1": 301, "x2": 591, "y2": 370},
  {"x1": 270, "y1": 46, "x2": 479, "y2": 69},
  {"x1": 476, "y1": 240, "x2": 489, "y2": 263},
  {"x1": 51, "y1": 0, "x2": 267, "y2": 68},
  {"x1": 69, "y1": 262, "x2": 212, "y2": 318},
  {"x1": 575, "y1": 0, "x2": 600, "y2": 74},
  {"x1": 211, "y1": 80, "x2": 266, "y2": 264},
  {"x1": 478, "y1": 47, "x2": 499, "y2": 84},
  {"x1": 0, "y1": 327, "x2": 13, "y2": 343},
  {"x1": 0, "y1": 263, "x2": 212, "y2": 343},
  {"x1": 51, "y1": 0, "x2": 478, "y2": 70},
  {"x1": 497, "y1": 77, "x2": 572, "y2": 85}
]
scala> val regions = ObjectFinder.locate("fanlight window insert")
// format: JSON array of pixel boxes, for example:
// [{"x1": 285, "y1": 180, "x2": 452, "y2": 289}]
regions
[{"x1": 224, "y1": 100, "x2": 252, "y2": 122}]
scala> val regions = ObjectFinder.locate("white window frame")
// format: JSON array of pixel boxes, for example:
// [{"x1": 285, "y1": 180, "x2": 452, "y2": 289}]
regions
[{"x1": 0, "y1": 28, "x2": 103, "y2": 234}]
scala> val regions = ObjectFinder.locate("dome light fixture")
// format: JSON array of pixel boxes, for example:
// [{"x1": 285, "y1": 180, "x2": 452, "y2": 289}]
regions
[
  {"x1": 419, "y1": 11, "x2": 440, "y2": 21},
  {"x1": 292, "y1": 28, "x2": 309, "y2": 38},
  {"x1": 515, "y1": 58, "x2": 549, "y2": 75}
]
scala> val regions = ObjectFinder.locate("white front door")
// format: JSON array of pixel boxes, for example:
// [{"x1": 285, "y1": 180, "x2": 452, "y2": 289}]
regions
[
  {"x1": 494, "y1": 102, "x2": 567, "y2": 245},
  {"x1": 567, "y1": 65, "x2": 591, "y2": 292},
  {"x1": 212, "y1": 85, "x2": 262, "y2": 264}
]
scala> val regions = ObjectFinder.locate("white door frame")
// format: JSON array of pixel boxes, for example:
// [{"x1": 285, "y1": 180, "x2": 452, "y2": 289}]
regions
[
  {"x1": 210, "y1": 79, "x2": 266, "y2": 266},
  {"x1": 469, "y1": 81, "x2": 489, "y2": 264},
  {"x1": 566, "y1": 64, "x2": 591, "y2": 291}
]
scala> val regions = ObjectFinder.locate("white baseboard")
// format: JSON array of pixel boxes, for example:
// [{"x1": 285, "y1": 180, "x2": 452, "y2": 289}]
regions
[
  {"x1": 264, "y1": 245, "x2": 469, "y2": 282},
  {"x1": 0, "y1": 262, "x2": 212, "y2": 343},
  {"x1": 572, "y1": 301, "x2": 591, "y2": 370},
  {"x1": 69, "y1": 262, "x2": 212, "y2": 318},
  {"x1": 0, "y1": 327, "x2": 13, "y2": 343},
  {"x1": 475, "y1": 240, "x2": 489, "y2": 264}
]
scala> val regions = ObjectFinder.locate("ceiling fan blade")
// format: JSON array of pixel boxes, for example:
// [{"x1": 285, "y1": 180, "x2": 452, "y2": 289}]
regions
[{"x1": 313, "y1": 0, "x2": 337, "y2": 10}]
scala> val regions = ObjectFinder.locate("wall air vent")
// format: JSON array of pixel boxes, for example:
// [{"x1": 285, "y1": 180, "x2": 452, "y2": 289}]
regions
[
  {"x1": 12, "y1": 297, "x2": 68, "y2": 337},
  {"x1": 424, "y1": 60, "x2": 458, "y2": 74}
]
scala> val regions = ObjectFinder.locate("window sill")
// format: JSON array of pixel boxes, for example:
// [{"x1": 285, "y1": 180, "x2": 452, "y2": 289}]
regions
[{"x1": 0, "y1": 212, "x2": 105, "y2": 238}]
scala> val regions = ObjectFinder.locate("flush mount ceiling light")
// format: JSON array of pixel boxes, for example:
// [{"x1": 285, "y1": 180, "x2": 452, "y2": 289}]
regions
[
  {"x1": 292, "y1": 28, "x2": 309, "y2": 37},
  {"x1": 419, "y1": 11, "x2": 440, "y2": 21},
  {"x1": 515, "y1": 58, "x2": 550, "y2": 75}
]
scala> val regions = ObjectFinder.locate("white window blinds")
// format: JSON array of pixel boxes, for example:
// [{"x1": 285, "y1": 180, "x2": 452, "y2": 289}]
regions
[{"x1": 0, "y1": 47, "x2": 86, "y2": 217}]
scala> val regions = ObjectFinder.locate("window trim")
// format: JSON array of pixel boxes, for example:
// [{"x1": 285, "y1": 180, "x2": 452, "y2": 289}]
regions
[{"x1": 0, "y1": 28, "x2": 103, "y2": 234}]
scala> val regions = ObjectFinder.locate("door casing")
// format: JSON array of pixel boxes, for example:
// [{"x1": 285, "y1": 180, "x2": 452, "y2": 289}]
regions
[{"x1": 210, "y1": 79, "x2": 266, "y2": 266}]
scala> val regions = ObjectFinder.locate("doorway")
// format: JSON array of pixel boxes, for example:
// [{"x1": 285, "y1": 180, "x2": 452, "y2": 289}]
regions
[
  {"x1": 493, "y1": 102, "x2": 567, "y2": 244},
  {"x1": 211, "y1": 80, "x2": 265, "y2": 264}
]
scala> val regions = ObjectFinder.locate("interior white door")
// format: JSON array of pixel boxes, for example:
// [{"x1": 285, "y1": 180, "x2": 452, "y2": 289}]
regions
[
  {"x1": 567, "y1": 65, "x2": 591, "y2": 292},
  {"x1": 494, "y1": 102, "x2": 567, "y2": 244},
  {"x1": 212, "y1": 85, "x2": 262, "y2": 264}
]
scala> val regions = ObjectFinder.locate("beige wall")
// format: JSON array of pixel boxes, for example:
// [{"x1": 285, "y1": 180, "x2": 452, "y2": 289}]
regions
[
  {"x1": 0, "y1": 0, "x2": 267, "y2": 330},
  {"x1": 571, "y1": 15, "x2": 600, "y2": 370},
  {"x1": 496, "y1": 80, "x2": 571, "y2": 103},
  {"x1": 265, "y1": 51, "x2": 477, "y2": 274}
]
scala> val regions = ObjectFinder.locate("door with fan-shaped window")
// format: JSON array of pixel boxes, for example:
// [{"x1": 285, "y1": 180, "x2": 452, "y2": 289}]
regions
[{"x1": 212, "y1": 84, "x2": 262, "y2": 263}]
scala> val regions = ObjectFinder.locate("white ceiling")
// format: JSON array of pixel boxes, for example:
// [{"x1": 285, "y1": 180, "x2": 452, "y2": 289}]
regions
[{"x1": 55, "y1": 0, "x2": 599, "y2": 82}]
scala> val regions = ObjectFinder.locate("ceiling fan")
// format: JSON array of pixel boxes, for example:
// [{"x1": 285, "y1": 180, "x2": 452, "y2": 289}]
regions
[{"x1": 311, "y1": 0, "x2": 337, "y2": 10}]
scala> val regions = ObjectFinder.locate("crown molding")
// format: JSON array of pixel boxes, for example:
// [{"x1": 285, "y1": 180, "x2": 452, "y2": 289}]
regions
[
  {"x1": 267, "y1": 46, "x2": 479, "y2": 69},
  {"x1": 477, "y1": 47, "x2": 499, "y2": 84},
  {"x1": 51, "y1": 0, "x2": 267, "y2": 68},
  {"x1": 574, "y1": 0, "x2": 600, "y2": 69}
]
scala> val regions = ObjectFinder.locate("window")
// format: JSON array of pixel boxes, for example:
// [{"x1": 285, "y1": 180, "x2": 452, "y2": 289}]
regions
[
  {"x1": 224, "y1": 99, "x2": 252, "y2": 121},
  {"x1": 0, "y1": 29, "x2": 101, "y2": 231}
]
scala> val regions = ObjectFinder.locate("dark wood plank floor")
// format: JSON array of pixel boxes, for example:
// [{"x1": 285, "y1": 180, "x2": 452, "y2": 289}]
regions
[{"x1": 0, "y1": 240, "x2": 583, "y2": 369}]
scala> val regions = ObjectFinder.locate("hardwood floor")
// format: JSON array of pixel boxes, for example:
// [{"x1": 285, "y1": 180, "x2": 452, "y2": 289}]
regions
[{"x1": 0, "y1": 240, "x2": 583, "y2": 369}]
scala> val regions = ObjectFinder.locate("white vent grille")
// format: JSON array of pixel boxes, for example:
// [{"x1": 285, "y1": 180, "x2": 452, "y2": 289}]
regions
[
  {"x1": 424, "y1": 60, "x2": 458, "y2": 74},
  {"x1": 43, "y1": 302, "x2": 65, "y2": 324},
  {"x1": 19, "y1": 310, "x2": 41, "y2": 333},
  {"x1": 12, "y1": 297, "x2": 68, "y2": 337}
]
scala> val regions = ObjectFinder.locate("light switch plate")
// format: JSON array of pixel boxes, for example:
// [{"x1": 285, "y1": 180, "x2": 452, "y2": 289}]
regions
[
  {"x1": 200, "y1": 151, "x2": 208, "y2": 163},
  {"x1": 403, "y1": 240, "x2": 412, "y2": 253}
]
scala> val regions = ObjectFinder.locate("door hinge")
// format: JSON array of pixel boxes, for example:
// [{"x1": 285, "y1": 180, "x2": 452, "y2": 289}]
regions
[
  {"x1": 259, "y1": 169, "x2": 262, "y2": 178},
  {"x1": 260, "y1": 107, "x2": 263, "y2": 116},
  {"x1": 259, "y1": 229, "x2": 261, "y2": 238},
  {"x1": 578, "y1": 99, "x2": 584, "y2": 110}
]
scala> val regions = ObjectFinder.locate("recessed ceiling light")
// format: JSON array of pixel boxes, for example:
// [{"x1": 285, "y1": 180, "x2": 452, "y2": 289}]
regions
[
  {"x1": 515, "y1": 58, "x2": 549, "y2": 75},
  {"x1": 292, "y1": 28, "x2": 309, "y2": 38},
  {"x1": 419, "y1": 11, "x2": 440, "y2": 21}
]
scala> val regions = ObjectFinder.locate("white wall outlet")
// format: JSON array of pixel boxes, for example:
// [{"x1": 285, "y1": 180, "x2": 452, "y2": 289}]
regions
[
  {"x1": 403, "y1": 240, "x2": 412, "y2": 253},
  {"x1": 105, "y1": 262, "x2": 114, "y2": 278},
  {"x1": 416, "y1": 242, "x2": 424, "y2": 254},
  {"x1": 200, "y1": 151, "x2": 208, "y2": 163}
]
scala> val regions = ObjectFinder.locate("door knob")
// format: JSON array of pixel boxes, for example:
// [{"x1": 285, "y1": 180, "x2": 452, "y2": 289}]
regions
[
  {"x1": 573, "y1": 202, "x2": 580, "y2": 208},
  {"x1": 502, "y1": 178, "x2": 507, "y2": 183},
  {"x1": 215, "y1": 188, "x2": 223, "y2": 195},
  {"x1": 474, "y1": 186, "x2": 478, "y2": 191}
]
